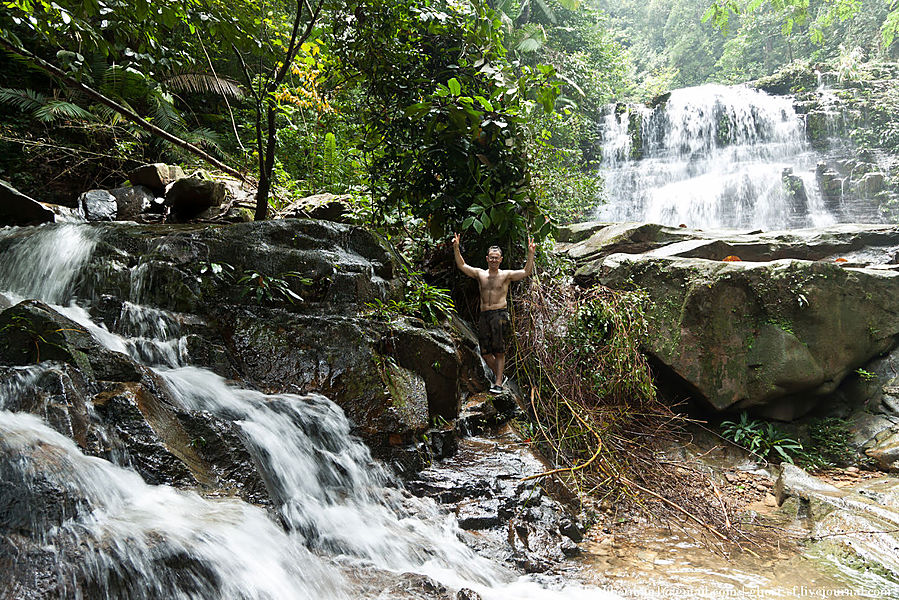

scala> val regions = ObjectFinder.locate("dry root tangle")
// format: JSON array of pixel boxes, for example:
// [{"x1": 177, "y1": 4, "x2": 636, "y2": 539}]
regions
[{"x1": 510, "y1": 277, "x2": 760, "y2": 551}]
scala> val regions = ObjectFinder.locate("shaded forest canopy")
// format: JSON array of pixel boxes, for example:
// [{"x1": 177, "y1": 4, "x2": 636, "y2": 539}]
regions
[{"x1": 0, "y1": 0, "x2": 897, "y2": 239}]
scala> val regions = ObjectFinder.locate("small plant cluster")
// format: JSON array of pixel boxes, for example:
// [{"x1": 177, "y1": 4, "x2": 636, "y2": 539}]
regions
[
  {"x1": 802, "y1": 417, "x2": 855, "y2": 469},
  {"x1": 237, "y1": 270, "x2": 311, "y2": 305},
  {"x1": 196, "y1": 261, "x2": 311, "y2": 305},
  {"x1": 720, "y1": 413, "x2": 803, "y2": 464},
  {"x1": 366, "y1": 273, "x2": 454, "y2": 326}
]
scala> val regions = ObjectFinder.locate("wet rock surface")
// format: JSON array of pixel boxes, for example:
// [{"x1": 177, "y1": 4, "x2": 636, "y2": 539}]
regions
[
  {"x1": 0, "y1": 353, "x2": 270, "y2": 507},
  {"x1": 557, "y1": 223, "x2": 899, "y2": 419},
  {"x1": 78, "y1": 189, "x2": 118, "y2": 221},
  {"x1": 0, "y1": 219, "x2": 588, "y2": 597},
  {"x1": 0, "y1": 300, "x2": 142, "y2": 381},
  {"x1": 62, "y1": 220, "x2": 490, "y2": 456},
  {"x1": 0, "y1": 179, "x2": 55, "y2": 226},
  {"x1": 408, "y1": 424, "x2": 585, "y2": 573},
  {"x1": 0, "y1": 220, "x2": 492, "y2": 472}
]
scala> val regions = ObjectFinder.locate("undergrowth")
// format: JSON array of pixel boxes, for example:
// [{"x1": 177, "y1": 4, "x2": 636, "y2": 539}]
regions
[
  {"x1": 510, "y1": 278, "x2": 748, "y2": 549},
  {"x1": 720, "y1": 413, "x2": 804, "y2": 464}
]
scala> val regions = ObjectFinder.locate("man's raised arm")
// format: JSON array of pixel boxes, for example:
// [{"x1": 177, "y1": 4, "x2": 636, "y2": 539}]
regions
[
  {"x1": 509, "y1": 237, "x2": 536, "y2": 281},
  {"x1": 453, "y1": 233, "x2": 479, "y2": 278}
]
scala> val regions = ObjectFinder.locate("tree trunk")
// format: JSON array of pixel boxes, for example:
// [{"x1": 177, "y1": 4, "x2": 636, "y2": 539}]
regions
[{"x1": 254, "y1": 98, "x2": 279, "y2": 221}]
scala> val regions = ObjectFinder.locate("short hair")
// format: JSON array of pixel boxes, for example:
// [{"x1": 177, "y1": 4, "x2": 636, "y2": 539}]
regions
[{"x1": 487, "y1": 245, "x2": 502, "y2": 255}]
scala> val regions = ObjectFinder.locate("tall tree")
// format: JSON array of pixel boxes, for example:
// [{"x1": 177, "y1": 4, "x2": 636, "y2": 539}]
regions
[
  {"x1": 231, "y1": 0, "x2": 326, "y2": 220},
  {"x1": 330, "y1": 0, "x2": 560, "y2": 246}
]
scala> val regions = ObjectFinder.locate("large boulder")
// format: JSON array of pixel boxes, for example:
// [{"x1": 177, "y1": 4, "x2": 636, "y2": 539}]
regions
[
  {"x1": 165, "y1": 177, "x2": 227, "y2": 221},
  {"x1": 279, "y1": 193, "x2": 353, "y2": 223},
  {"x1": 0, "y1": 179, "x2": 54, "y2": 226},
  {"x1": 559, "y1": 222, "x2": 899, "y2": 269},
  {"x1": 0, "y1": 300, "x2": 141, "y2": 381},
  {"x1": 108, "y1": 185, "x2": 156, "y2": 220},
  {"x1": 128, "y1": 163, "x2": 185, "y2": 195},
  {"x1": 78, "y1": 190, "x2": 118, "y2": 221},
  {"x1": 595, "y1": 253, "x2": 899, "y2": 419}
]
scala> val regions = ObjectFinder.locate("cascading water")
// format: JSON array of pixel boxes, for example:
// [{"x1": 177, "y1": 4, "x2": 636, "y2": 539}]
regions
[
  {"x1": 595, "y1": 84, "x2": 837, "y2": 229},
  {"x1": 0, "y1": 223, "x2": 617, "y2": 600}
]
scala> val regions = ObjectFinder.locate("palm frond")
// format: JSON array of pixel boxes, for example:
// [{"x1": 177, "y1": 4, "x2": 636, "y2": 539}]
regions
[
  {"x1": 515, "y1": 23, "x2": 548, "y2": 53},
  {"x1": 183, "y1": 127, "x2": 225, "y2": 157},
  {"x1": 0, "y1": 87, "x2": 47, "y2": 113},
  {"x1": 101, "y1": 65, "x2": 153, "y2": 100},
  {"x1": 148, "y1": 90, "x2": 188, "y2": 133},
  {"x1": 163, "y1": 71, "x2": 244, "y2": 99},
  {"x1": 34, "y1": 100, "x2": 96, "y2": 123}
]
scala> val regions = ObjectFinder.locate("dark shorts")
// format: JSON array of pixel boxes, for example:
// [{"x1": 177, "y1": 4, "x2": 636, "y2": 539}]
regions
[{"x1": 478, "y1": 309, "x2": 510, "y2": 355}]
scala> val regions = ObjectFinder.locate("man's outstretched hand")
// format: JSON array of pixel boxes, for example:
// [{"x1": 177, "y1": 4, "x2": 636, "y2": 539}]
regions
[
  {"x1": 453, "y1": 232, "x2": 460, "y2": 248},
  {"x1": 528, "y1": 236, "x2": 536, "y2": 254}
]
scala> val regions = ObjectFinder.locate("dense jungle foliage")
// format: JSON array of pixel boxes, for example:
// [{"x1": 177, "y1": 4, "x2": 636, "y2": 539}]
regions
[{"x1": 1, "y1": 0, "x2": 896, "y2": 246}]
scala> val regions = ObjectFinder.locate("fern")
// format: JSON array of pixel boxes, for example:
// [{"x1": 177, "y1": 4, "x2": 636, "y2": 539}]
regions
[
  {"x1": 0, "y1": 88, "x2": 47, "y2": 113},
  {"x1": 0, "y1": 87, "x2": 96, "y2": 124},
  {"x1": 183, "y1": 127, "x2": 224, "y2": 157},
  {"x1": 34, "y1": 100, "x2": 96, "y2": 123},
  {"x1": 163, "y1": 71, "x2": 244, "y2": 98},
  {"x1": 148, "y1": 90, "x2": 188, "y2": 133},
  {"x1": 101, "y1": 65, "x2": 151, "y2": 100},
  {"x1": 323, "y1": 131, "x2": 337, "y2": 167}
]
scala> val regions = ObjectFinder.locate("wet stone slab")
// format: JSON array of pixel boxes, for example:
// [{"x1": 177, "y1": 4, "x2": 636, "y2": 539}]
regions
[{"x1": 407, "y1": 425, "x2": 585, "y2": 573}]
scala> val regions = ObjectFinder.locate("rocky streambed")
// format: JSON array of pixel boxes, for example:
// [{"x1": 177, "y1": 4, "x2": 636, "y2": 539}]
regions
[
  {"x1": 5, "y1": 216, "x2": 899, "y2": 598},
  {"x1": 0, "y1": 219, "x2": 599, "y2": 600}
]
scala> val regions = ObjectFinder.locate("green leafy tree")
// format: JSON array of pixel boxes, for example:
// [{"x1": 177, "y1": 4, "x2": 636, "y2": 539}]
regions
[
  {"x1": 229, "y1": 0, "x2": 326, "y2": 220},
  {"x1": 703, "y1": 0, "x2": 899, "y2": 56},
  {"x1": 330, "y1": 0, "x2": 560, "y2": 248}
]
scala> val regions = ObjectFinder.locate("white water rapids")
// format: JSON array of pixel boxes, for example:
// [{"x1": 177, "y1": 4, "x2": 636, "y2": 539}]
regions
[
  {"x1": 0, "y1": 224, "x2": 618, "y2": 599},
  {"x1": 595, "y1": 84, "x2": 837, "y2": 229}
]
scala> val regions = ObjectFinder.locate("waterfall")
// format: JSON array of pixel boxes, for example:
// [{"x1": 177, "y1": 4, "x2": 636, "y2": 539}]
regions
[
  {"x1": 0, "y1": 223, "x2": 615, "y2": 599},
  {"x1": 595, "y1": 84, "x2": 838, "y2": 229}
]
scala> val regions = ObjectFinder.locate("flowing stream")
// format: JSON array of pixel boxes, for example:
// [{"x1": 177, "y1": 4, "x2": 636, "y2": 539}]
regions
[
  {"x1": 0, "y1": 223, "x2": 617, "y2": 599},
  {"x1": 594, "y1": 84, "x2": 843, "y2": 229}
]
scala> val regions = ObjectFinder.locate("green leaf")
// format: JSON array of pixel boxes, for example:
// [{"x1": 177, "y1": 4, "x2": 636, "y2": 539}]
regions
[
  {"x1": 447, "y1": 77, "x2": 461, "y2": 96},
  {"x1": 404, "y1": 101, "x2": 432, "y2": 117},
  {"x1": 474, "y1": 96, "x2": 493, "y2": 111}
]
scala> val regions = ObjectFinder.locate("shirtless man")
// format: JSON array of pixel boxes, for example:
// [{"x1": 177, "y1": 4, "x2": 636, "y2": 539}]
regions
[{"x1": 453, "y1": 232, "x2": 536, "y2": 392}]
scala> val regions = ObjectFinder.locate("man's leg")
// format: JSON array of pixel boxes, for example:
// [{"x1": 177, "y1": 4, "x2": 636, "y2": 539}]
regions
[
  {"x1": 493, "y1": 352, "x2": 505, "y2": 387},
  {"x1": 482, "y1": 352, "x2": 497, "y2": 375}
]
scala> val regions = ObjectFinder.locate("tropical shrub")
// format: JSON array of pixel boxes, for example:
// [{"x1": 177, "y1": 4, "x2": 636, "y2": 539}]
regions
[{"x1": 721, "y1": 413, "x2": 803, "y2": 464}]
